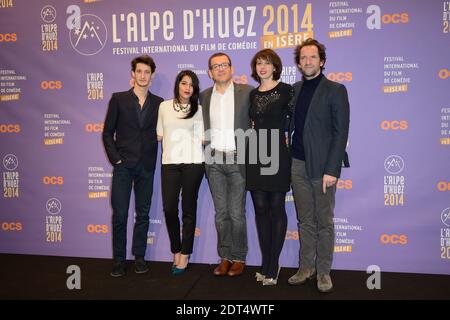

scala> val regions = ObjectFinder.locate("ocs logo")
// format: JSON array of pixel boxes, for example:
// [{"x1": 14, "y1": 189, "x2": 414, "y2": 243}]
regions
[
  {"x1": 441, "y1": 208, "x2": 450, "y2": 227},
  {"x1": 43, "y1": 176, "x2": 64, "y2": 185},
  {"x1": 41, "y1": 81, "x2": 62, "y2": 90},
  {"x1": 1, "y1": 222, "x2": 22, "y2": 231},
  {"x1": 326, "y1": 72, "x2": 352, "y2": 82},
  {"x1": 380, "y1": 120, "x2": 408, "y2": 131},
  {"x1": 380, "y1": 234, "x2": 407, "y2": 245},
  {"x1": 384, "y1": 155, "x2": 404, "y2": 175},
  {"x1": 0, "y1": 33, "x2": 17, "y2": 42},
  {"x1": 46, "y1": 198, "x2": 62, "y2": 215},
  {"x1": 336, "y1": 179, "x2": 352, "y2": 189},
  {"x1": 3, "y1": 154, "x2": 18, "y2": 171},
  {"x1": 67, "y1": 7, "x2": 107, "y2": 56},
  {"x1": 285, "y1": 230, "x2": 299, "y2": 240},
  {"x1": 366, "y1": 5, "x2": 409, "y2": 30},
  {"x1": 87, "y1": 224, "x2": 108, "y2": 233},
  {"x1": 438, "y1": 69, "x2": 450, "y2": 80},
  {"x1": 41, "y1": 5, "x2": 56, "y2": 23},
  {"x1": 233, "y1": 75, "x2": 248, "y2": 85},
  {"x1": 85, "y1": 123, "x2": 104, "y2": 132},
  {"x1": 437, "y1": 182, "x2": 450, "y2": 191},
  {"x1": 0, "y1": 124, "x2": 21, "y2": 133}
]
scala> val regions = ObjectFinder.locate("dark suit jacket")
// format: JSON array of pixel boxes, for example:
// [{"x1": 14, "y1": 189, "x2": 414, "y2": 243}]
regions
[
  {"x1": 200, "y1": 83, "x2": 253, "y2": 177},
  {"x1": 102, "y1": 89, "x2": 164, "y2": 170},
  {"x1": 289, "y1": 76, "x2": 350, "y2": 179}
]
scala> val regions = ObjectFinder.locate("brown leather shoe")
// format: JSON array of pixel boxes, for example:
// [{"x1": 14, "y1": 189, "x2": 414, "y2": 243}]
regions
[
  {"x1": 227, "y1": 261, "x2": 245, "y2": 277},
  {"x1": 213, "y1": 259, "x2": 232, "y2": 276}
]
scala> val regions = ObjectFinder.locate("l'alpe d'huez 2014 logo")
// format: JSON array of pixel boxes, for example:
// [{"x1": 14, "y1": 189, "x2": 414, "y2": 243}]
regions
[
  {"x1": 3, "y1": 154, "x2": 19, "y2": 198},
  {"x1": 68, "y1": 12, "x2": 107, "y2": 56},
  {"x1": 45, "y1": 198, "x2": 63, "y2": 242},
  {"x1": 383, "y1": 155, "x2": 405, "y2": 206}
]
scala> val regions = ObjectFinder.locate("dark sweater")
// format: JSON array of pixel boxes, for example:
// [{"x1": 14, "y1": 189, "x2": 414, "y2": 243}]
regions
[{"x1": 292, "y1": 73, "x2": 324, "y2": 160}]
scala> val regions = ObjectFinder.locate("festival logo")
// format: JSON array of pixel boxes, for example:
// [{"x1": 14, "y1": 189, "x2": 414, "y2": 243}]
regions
[
  {"x1": 69, "y1": 14, "x2": 107, "y2": 56},
  {"x1": 41, "y1": 5, "x2": 56, "y2": 23},
  {"x1": 2, "y1": 153, "x2": 19, "y2": 198}
]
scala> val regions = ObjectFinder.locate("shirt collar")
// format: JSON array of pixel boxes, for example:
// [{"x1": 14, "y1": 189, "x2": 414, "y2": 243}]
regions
[{"x1": 213, "y1": 81, "x2": 234, "y2": 94}]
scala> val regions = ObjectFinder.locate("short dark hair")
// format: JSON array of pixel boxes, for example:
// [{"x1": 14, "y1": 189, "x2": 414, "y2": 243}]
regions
[
  {"x1": 208, "y1": 52, "x2": 232, "y2": 70},
  {"x1": 294, "y1": 38, "x2": 326, "y2": 71},
  {"x1": 174, "y1": 70, "x2": 200, "y2": 119},
  {"x1": 131, "y1": 55, "x2": 156, "y2": 73},
  {"x1": 250, "y1": 49, "x2": 282, "y2": 83}
]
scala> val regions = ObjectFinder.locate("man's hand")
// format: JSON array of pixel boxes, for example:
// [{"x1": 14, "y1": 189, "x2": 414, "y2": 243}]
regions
[{"x1": 322, "y1": 174, "x2": 337, "y2": 194}]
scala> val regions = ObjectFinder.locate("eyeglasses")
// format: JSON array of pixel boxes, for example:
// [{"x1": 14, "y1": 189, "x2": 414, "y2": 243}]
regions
[{"x1": 210, "y1": 63, "x2": 231, "y2": 71}]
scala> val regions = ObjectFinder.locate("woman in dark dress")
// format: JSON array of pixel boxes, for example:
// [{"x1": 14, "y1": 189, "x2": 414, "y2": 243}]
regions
[{"x1": 247, "y1": 49, "x2": 294, "y2": 286}]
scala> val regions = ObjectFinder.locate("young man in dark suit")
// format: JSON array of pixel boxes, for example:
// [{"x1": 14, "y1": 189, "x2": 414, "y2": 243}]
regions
[
  {"x1": 287, "y1": 39, "x2": 350, "y2": 292},
  {"x1": 103, "y1": 55, "x2": 164, "y2": 277}
]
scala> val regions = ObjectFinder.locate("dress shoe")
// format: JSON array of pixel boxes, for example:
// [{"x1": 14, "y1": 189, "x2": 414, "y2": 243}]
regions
[
  {"x1": 262, "y1": 266, "x2": 281, "y2": 286},
  {"x1": 172, "y1": 266, "x2": 187, "y2": 275},
  {"x1": 317, "y1": 274, "x2": 333, "y2": 292},
  {"x1": 227, "y1": 261, "x2": 245, "y2": 277},
  {"x1": 213, "y1": 259, "x2": 232, "y2": 276},
  {"x1": 134, "y1": 257, "x2": 149, "y2": 274},
  {"x1": 255, "y1": 272, "x2": 265, "y2": 282},
  {"x1": 110, "y1": 261, "x2": 126, "y2": 277},
  {"x1": 288, "y1": 267, "x2": 316, "y2": 285}
]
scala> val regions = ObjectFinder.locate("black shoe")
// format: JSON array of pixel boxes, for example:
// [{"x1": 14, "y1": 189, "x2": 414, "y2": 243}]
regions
[
  {"x1": 110, "y1": 261, "x2": 126, "y2": 277},
  {"x1": 134, "y1": 257, "x2": 149, "y2": 274}
]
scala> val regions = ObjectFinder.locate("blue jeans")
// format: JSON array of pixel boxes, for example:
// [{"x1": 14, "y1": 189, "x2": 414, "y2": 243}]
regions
[
  {"x1": 205, "y1": 163, "x2": 247, "y2": 262},
  {"x1": 111, "y1": 162, "x2": 155, "y2": 262}
]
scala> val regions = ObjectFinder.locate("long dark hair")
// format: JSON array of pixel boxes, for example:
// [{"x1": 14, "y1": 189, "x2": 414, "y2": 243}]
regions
[{"x1": 173, "y1": 70, "x2": 200, "y2": 119}]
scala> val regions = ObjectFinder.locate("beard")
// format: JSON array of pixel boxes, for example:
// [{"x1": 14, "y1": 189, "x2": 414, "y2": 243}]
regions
[{"x1": 300, "y1": 67, "x2": 321, "y2": 79}]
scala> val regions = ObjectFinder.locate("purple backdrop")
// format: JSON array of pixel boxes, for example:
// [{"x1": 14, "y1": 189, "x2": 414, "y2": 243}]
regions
[{"x1": 1, "y1": 0, "x2": 449, "y2": 275}]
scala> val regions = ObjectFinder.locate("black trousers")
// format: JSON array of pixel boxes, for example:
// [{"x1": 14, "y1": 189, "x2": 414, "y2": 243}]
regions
[{"x1": 161, "y1": 163, "x2": 205, "y2": 255}]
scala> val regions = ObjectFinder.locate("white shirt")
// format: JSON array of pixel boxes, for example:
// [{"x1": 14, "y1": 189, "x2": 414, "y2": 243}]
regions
[
  {"x1": 210, "y1": 82, "x2": 235, "y2": 152},
  {"x1": 157, "y1": 99, "x2": 204, "y2": 164}
]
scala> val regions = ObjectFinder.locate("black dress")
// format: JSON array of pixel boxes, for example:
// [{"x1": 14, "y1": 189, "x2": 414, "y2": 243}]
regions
[{"x1": 246, "y1": 82, "x2": 294, "y2": 192}]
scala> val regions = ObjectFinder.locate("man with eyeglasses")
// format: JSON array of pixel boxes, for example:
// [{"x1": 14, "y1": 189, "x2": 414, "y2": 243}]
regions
[{"x1": 200, "y1": 52, "x2": 253, "y2": 277}]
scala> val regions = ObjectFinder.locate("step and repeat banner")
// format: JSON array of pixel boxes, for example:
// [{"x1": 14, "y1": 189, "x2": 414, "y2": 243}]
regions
[{"x1": 1, "y1": 0, "x2": 449, "y2": 275}]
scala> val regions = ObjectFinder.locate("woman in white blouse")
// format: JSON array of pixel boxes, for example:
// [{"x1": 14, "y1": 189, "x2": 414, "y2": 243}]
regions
[{"x1": 157, "y1": 70, "x2": 204, "y2": 274}]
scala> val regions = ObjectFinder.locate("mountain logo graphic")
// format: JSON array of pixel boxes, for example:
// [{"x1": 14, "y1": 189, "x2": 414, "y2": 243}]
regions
[
  {"x1": 442, "y1": 208, "x2": 450, "y2": 227},
  {"x1": 384, "y1": 155, "x2": 404, "y2": 174},
  {"x1": 69, "y1": 14, "x2": 107, "y2": 56},
  {"x1": 41, "y1": 5, "x2": 56, "y2": 23},
  {"x1": 46, "y1": 198, "x2": 62, "y2": 215},
  {"x1": 3, "y1": 154, "x2": 18, "y2": 171}
]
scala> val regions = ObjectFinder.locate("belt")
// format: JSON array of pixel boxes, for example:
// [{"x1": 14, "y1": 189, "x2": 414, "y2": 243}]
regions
[{"x1": 209, "y1": 149, "x2": 238, "y2": 164}]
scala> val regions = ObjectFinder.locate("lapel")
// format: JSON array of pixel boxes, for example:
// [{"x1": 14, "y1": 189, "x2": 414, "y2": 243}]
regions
[
  {"x1": 233, "y1": 83, "x2": 241, "y2": 131},
  {"x1": 304, "y1": 76, "x2": 327, "y2": 127},
  {"x1": 203, "y1": 88, "x2": 213, "y2": 131},
  {"x1": 292, "y1": 82, "x2": 303, "y2": 120},
  {"x1": 127, "y1": 89, "x2": 141, "y2": 128},
  {"x1": 141, "y1": 92, "x2": 153, "y2": 126}
]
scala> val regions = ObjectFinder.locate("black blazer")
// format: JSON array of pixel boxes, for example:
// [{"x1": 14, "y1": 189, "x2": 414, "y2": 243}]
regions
[
  {"x1": 102, "y1": 89, "x2": 164, "y2": 170},
  {"x1": 289, "y1": 76, "x2": 350, "y2": 179}
]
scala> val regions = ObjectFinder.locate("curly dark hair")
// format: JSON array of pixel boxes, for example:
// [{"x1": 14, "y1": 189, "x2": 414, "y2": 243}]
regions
[
  {"x1": 250, "y1": 49, "x2": 282, "y2": 83},
  {"x1": 294, "y1": 38, "x2": 326, "y2": 71},
  {"x1": 131, "y1": 55, "x2": 156, "y2": 73}
]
